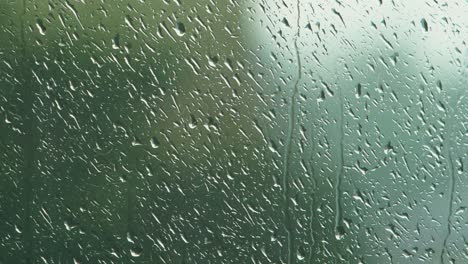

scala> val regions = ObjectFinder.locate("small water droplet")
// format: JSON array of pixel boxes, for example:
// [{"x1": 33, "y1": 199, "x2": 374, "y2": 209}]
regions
[
  {"x1": 150, "y1": 137, "x2": 160, "y2": 148},
  {"x1": 36, "y1": 19, "x2": 46, "y2": 35},
  {"x1": 335, "y1": 225, "x2": 345, "y2": 240},
  {"x1": 175, "y1": 22, "x2": 186, "y2": 36},
  {"x1": 421, "y1": 18, "x2": 428, "y2": 32},
  {"x1": 189, "y1": 114, "x2": 197, "y2": 128},
  {"x1": 112, "y1": 34, "x2": 120, "y2": 49},
  {"x1": 130, "y1": 248, "x2": 142, "y2": 257}
]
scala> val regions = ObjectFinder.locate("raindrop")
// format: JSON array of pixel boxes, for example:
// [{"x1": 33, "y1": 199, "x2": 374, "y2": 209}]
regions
[
  {"x1": 175, "y1": 21, "x2": 186, "y2": 36},
  {"x1": 421, "y1": 18, "x2": 428, "y2": 32}
]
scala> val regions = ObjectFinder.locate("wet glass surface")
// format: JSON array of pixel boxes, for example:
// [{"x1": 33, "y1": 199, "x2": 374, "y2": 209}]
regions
[{"x1": 0, "y1": 0, "x2": 467, "y2": 263}]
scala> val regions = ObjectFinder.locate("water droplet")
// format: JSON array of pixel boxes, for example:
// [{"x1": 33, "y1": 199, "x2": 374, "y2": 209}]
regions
[
  {"x1": 175, "y1": 21, "x2": 186, "y2": 36},
  {"x1": 36, "y1": 19, "x2": 46, "y2": 35},
  {"x1": 112, "y1": 34, "x2": 120, "y2": 49},
  {"x1": 150, "y1": 137, "x2": 160, "y2": 148},
  {"x1": 130, "y1": 248, "x2": 142, "y2": 257},
  {"x1": 335, "y1": 225, "x2": 345, "y2": 240},
  {"x1": 421, "y1": 18, "x2": 428, "y2": 32}
]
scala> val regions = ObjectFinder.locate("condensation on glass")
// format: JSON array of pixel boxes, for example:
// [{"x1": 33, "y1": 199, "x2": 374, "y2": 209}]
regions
[{"x1": 0, "y1": 0, "x2": 467, "y2": 263}]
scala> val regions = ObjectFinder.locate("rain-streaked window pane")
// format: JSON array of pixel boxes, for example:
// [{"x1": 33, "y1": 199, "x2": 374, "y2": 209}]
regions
[{"x1": 1, "y1": 0, "x2": 467, "y2": 263}]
